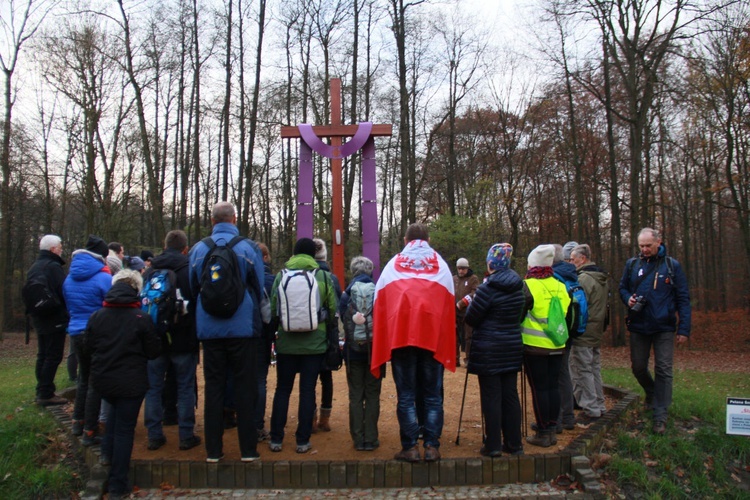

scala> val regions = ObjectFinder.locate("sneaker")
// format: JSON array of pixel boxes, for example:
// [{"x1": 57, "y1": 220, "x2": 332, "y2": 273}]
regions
[
  {"x1": 653, "y1": 421, "x2": 666, "y2": 435},
  {"x1": 71, "y1": 420, "x2": 84, "y2": 436},
  {"x1": 256, "y1": 428, "x2": 270, "y2": 442},
  {"x1": 363, "y1": 442, "x2": 378, "y2": 451},
  {"x1": 206, "y1": 454, "x2": 224, "y2": 463},
  {"x1": 36, "y1": 395, "x2": 68, "y2": 406},
  {"x1": 241, "y1": 451, "x2": 261, "y2": 462},
  {"x1": 99, "y1": 455, "x2": 111, "y2": 466},
  {"x1": 480, "y1": 446, "x2": 502, "y2": 458},
  {"x1": 296, "y1": 442, "x2": 311, "y2": 454},
  {"x1": 179, "y1": 435, "x2": 202, "y2": 451},
  {"x1": 147, "y1": 436, "x2": 167, "y2": 451},
  {"x1": 394, "y1": 446, "x2": 420, "y2": 462},
  {"x1": 501, "y1": 444, "x2": 525, "y2": 456},
  {"x1": 81, "y1": 431, "x2": 101, "y2": 447},
  {"x1": 355, "y1": 442, "x2": 366, "y2": 451},
  {"x1": 562, "y1": 421, "x2": 576, "y2": 431},
  {"x1": 424, "y1": 445, "x2": 441, "y2": 462},
  {"x1": 269, "y1": 442, "x2": 282, "y2": 452}
]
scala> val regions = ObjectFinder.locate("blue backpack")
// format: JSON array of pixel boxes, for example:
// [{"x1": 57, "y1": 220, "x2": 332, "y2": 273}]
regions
[
  {"x1": 141, "y1": 267, "x2": 183, "y2": 341},
  {"x1": 553, "y1": 272, "x2": 588, "y2": 337}
]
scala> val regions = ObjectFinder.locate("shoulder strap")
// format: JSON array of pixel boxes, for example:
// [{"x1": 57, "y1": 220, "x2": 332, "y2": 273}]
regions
[{"x1": 201, "y1": 236, "x2": 216, "y2": 251}]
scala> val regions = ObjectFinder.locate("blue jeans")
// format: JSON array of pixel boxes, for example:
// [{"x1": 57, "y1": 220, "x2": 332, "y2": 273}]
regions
[
  {"x1": 101, "y1": 395, "x2": 143, "y2": 496},
  {"x1": 270, "y1": 353, "x2": 323, "y2": 446},
  {"x1": 145, "y1": 352, "x2": 198, "y2": 441},
  {"x1": 630, "y1": 331, "x2": 674, "y2": 422},
  {"x1": 390, "y1": 347, "x2": 444, "y2": 450}
]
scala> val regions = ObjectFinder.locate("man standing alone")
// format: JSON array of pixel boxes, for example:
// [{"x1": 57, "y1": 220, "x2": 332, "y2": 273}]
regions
[
  {"x1": 619, "y1": 228, "x2": 691, "y2": 434},
  {"x1": 189, "y1": 202, "x2": 265, "y2": 462},
  {"x1": 371, "y1": 223, "x2": 456, "y2": 462},
  {"x1": 25, "y1": 235, "x2": 69, "y2": 406}
]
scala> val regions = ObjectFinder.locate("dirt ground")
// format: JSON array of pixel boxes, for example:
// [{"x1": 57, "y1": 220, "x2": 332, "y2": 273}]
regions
[{"x1": 113, "y1": 355, "x2": 614, "y2": 463}]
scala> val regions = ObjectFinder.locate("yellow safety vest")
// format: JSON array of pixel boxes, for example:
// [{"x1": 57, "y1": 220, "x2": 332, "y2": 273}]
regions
[{"x1": 521, "y1": 277, "x2": 572, "y2": 349}]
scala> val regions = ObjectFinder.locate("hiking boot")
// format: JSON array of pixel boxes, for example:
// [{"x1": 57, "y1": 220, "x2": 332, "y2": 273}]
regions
[
  {"x1": 480, "y1": 446, "x2": 502, "y2": 458},
  {"x1": 394, "y1": 446, "x2": 421, "y2": 462},
  {"x1": 575, "y1": 413, "x2": 600, "y2": 427},
  {"x1": 296, "y1": 442, "x2": 311, "y2": 454},
  {"x1": 147, "y1": 436, "x2": 167, "y2": 451},
  {"x1": 179, "y1": 435, "x2": 201, "y2": 451},
  {"x1": 653, "y1": 420, "x2": 667, "y2": 435},
  {"x1": 501, "y1": 444, "x2": 524, "y2": 456},
  {"x1": 562, "y1": 420, "x2": 576, "y2": 431},
  {"x1": 99, "y1": 454, "x2": 111, "y2": 466},
  {"x1": 269, "y1": 442, "x2": 282, "y2": 452},
  {"x1": 532, "y1": 421, "x2": 564, "y2": 434},
  {"x1": 363, "y1": 441, "x2": 378, "y2": 451},
  {"x1": 317, "y1": 408, "x2": 332, "y2": 432},
  {"x1": 36, "y1": 395, "x2": 68, "y2": 406},
  {"x1": 311, "y1": 408, "x2": 319, "y2": 433},
  {"x1": 525, "y1": 430, "x2": 555, "y2": 448},
  {"x1": 257, "y1": 428, "x2": 270, "y2": 442},
  {"x1": 81, "y1": 430, "x2": 101, "y2": 447},
  {"x1": 71, "y1": 420, "x2": 84, "y2": 436},
  {"x1": 424, "y1": 445, "x2": 441, "y2": 462}
]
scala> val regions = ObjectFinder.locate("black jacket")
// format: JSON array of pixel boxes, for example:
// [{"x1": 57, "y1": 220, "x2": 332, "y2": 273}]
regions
[
  {"x1": 148, "y1": 249, "x2": 198, "y2": 353},
  {"x1": 86, "y1": 282, "x2": 162, "y2": 399},
  {"x1": 27, "y1": 250, "x2": 68, "y2": 334},
  {"x1": 464, "y1": 267, "x2": 526, "y2": 375}
]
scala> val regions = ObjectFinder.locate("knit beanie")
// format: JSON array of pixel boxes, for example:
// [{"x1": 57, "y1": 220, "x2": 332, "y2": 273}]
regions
[
  {"x1": 528, "y1": 244, "x2": 555, "y2": 268},
  {"x1": 487, "y1": 243, "x2": 513, "y2": 271},
  {"x1": 456, "y1": 258, "x2": 469, "y2": 268},
  {"x1": 313, "y1": 238, "x2": 327, "y2": 261},
  {"x1": 128, "y1": 256, "x2": 145, "y2": 272},
  {"x1": 293, "y1": 237, "x2": 317, "y2": 257},
  {"x1": 562, "y1": 241, "x2": 579, "y2": 261},
  {"x1": 85, "y1": 235, "x2": 109, "y2": 260}
]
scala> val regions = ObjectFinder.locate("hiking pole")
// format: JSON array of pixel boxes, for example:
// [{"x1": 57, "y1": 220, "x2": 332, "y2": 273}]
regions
[
  {"x1": 455, "y1": 366, "x2": 470, "y2": 445},
  {"x1": 521, "y1": 364, "x2": 527, "y2": 437}
]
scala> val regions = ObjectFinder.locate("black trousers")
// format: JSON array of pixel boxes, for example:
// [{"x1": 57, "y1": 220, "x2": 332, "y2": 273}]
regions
[
  {"x1": 478, "y1": 371, "x2": 522, "y2": 453},
  {"x1": 34, "y1": 323, "x2": 66, "y2": 399},
  {"x1": 202, "y1": 337, "x2": 258, "y2": 458},
  {"x1": 523, "y1": 353, "x2": 563, "y2": 431}
]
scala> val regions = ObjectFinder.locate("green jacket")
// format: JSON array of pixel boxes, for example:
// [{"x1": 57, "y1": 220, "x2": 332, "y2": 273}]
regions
[
  {"x1": 271, "y1": 254, "x2": 338, "y2": 355},
  {"x1": 574, "y1": 263, "x2": 609, "y2": 348}
]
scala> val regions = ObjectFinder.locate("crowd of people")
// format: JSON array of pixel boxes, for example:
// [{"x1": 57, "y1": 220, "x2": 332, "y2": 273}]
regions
[{"x1": 25, "y1": 204, "x2": 692, "y2": 498}]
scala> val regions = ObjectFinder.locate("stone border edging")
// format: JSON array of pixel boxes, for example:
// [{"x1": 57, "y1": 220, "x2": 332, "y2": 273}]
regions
[{"x1": 48, "y1": 384, "x2": 637, "y2": 496}]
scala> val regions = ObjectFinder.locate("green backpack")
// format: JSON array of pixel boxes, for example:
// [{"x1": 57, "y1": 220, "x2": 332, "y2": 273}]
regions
[{"x1": 543, "y1": 284, "x2": 568, "y2": 346}]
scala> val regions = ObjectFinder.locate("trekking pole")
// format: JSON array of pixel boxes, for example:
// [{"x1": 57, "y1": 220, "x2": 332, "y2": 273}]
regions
[
  {"x1": 521, "y1": 364, "x2": 527, "y2": 437},
  {"x1": 455, "y1": 367, "x2": 470, "y2": 445}
]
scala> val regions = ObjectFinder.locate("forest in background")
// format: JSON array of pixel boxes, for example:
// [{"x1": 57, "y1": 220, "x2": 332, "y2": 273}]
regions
[{"x1": 1, "y1": 0, "x2": 748, "y2": 342}]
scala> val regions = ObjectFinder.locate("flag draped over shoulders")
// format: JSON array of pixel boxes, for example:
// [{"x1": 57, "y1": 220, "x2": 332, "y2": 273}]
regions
[{"x1": 370, "y1": 239, "x2": 456, "y2": 377}]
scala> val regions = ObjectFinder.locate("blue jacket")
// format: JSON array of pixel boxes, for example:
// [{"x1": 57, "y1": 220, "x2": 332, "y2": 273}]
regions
[
  {"x1": 63, "y1": 250, "x2": 112, "y2": 335},
  {"x1": 188, "y1": 223, "x2": 265, "y2": 340},
  {"x1": 618, "y1": 244, "x2": 691, "y2": 336}
]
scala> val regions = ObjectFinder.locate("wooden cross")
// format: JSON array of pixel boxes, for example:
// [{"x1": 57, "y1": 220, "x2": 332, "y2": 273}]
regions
[{"x1": 281, "y1": 78, "x2": 392, "y2": 285}]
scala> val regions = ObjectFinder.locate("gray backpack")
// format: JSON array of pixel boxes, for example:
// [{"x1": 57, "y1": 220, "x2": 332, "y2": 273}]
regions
[{"x1": 343, "y1": 281, "x2": 375, "y2": 352}]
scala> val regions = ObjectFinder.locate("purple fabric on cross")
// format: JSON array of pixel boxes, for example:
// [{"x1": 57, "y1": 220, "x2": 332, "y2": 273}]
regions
[
  {"x1": 361, "y1": 137, "x2": 380, "y2": 281},
  {"x1": 297, "y1": 141, "x2": 314, "y2": 240},
  {"x1": 298, "y1": 123, "x2": 373, "y2": 159}
]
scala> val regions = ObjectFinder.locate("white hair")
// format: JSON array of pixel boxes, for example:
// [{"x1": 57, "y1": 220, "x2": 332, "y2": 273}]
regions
[
  {"x1": 39, "y1": 235, "x2": 62, "y2": 251},
  {"x1": 112, "y1": 269, "x2": 144, "y2": 293}
]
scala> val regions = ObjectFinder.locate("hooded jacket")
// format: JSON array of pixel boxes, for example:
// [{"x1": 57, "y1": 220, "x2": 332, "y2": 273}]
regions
[
  {"x1": 618, "y1": 244, "x2": 691, "y2": 336},
  {"x1": 339, "y1": 272, "x2": 375, "y2": 363},
  {"x1": 63, "y1": 250, "x2": 112, "y2": 335},
  {"x1": 26, "y1": 249, "x2": 68, "y2": 334},
  {"x1": 574, "y1": 263, "x2": 609, "y2": 347},
  {"x1": 271, "y1": 253, "x2": 338, "y2": 355},
  {"x1": 464, "y1": 267, "x2": 526, "y2": 375},
  {"x1": 86, "y1": 282, "x2": 162, "y2": 398},
  {"x1": 188, "y1": 222, "x2": 265, "y2": 340},
  {"x1": 149, "y1": 248, "x2": 197, "y2": 353}
]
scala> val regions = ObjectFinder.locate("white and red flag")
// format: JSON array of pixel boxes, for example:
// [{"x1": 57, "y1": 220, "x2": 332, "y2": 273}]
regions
[{"x1": 370, "y1": 239, "x2": 456, "y2": 377}]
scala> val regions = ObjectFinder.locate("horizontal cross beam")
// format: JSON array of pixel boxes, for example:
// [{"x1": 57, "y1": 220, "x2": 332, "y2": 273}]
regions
[{"x1": 281, "y1": 124, "x2": 393, "y2": 138}]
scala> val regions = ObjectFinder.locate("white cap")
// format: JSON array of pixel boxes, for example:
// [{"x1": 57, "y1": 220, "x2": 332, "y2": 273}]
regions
[
  {"x1": 528, "y1": 245, "x2": 555, "y2": 268},
  {"x1": 456, "y1": 258, "x2": 469, "y2": 268}
]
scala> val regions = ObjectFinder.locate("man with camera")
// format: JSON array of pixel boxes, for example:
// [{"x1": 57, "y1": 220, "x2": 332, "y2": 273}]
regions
[{"x1": 619, "y1": 228, "x2": 691, "y2": 435}]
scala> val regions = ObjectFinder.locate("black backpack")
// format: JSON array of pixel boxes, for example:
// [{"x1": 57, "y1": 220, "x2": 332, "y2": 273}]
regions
[
  {"x1": 22, "y1": 263, "x2": 60, "y2": 317},
  {"x1": 199, "y1": 235, "x2": 247, "y2": 318}
]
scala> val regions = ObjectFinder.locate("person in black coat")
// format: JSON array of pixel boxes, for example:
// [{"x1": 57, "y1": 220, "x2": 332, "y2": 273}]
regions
[
  {"x1": 85, "y1": 269, "x2": 161, "y2": 499},
  {"x1": 143, "y1": 230, "x2": 202, "y2": 452},
  {"x1": 26, "y1": 235, "x2": 69, "y2": 406},
  {"x1": 464, "y1": 243, "x2": 527, "y2": 457}
]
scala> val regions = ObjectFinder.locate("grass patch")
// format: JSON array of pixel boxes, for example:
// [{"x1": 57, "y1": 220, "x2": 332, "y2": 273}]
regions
[
  {"x1": 602, "y1": 368, "x2": 750, "y2": 499},
  {"x1": 0, "y1": 355, "x2": 83, "y2": 499}
]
